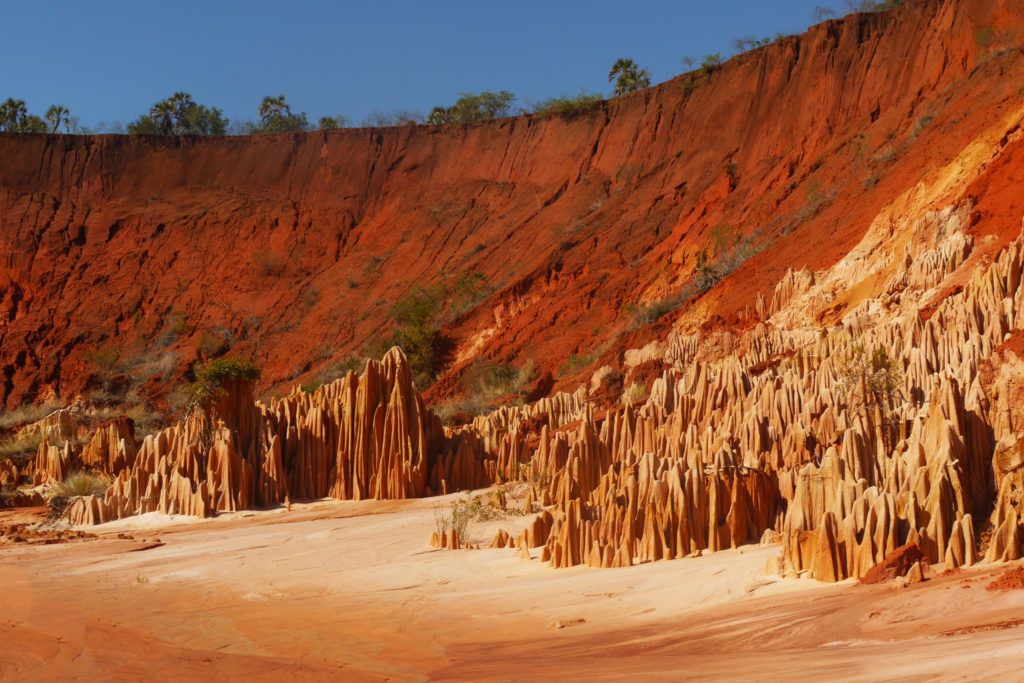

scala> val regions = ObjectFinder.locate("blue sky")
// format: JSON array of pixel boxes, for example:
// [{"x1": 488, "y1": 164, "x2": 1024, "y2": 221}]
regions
[{"x1": 1, "y1": 0, "x2": 843, "y2": 129}]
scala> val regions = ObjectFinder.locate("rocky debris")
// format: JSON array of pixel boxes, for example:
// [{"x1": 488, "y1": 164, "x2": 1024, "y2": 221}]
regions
[
  {"x1": 0, "y1": 489, "x2": 44, "y2": 508},
  {"x1": 0, "y1": 523, "x2": 96, "y2": 546},
  {"x1": 860, "y1": 544, "x2": 927, "y2": 585},
  {"x1": 985, "y1": 566, "x2": 1024, "y2": 591}
]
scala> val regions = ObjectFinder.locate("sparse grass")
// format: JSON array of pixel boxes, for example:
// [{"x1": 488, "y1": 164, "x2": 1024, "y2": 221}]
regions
[
  {"x1": 124, "y1": 400, "x2": 165, "y2": 439},
  {"x1": 50, "y1": 471, "x2": 111, "y2": 499},
  {"x1": 0, "y1": 431, "x2": 45, "y2": 459},
  {"x1": 534, "y1": 93, "x2": 604, "y2": 118},
  {"x1": 252, "y1": 250, "x2": 287, "y2": 277},
  {"x1": 787, "y1": 182, "x2": 838, "y2": 232},
  {"x1": 120, "y1": 349, "x2": 178, "y2": 382},
  {"x1": 558, "y1": 353, "x2": 594, "y2": 377},
  {"x1": 433, "y1": 506, "x2": 452, "y2": 538},
  {"x1": 626, "y1": 232, "x2": 767, "y2": 328},
  {"x1": 196, "y1": 332, "x2": 229, "y2": 359},
  {"x1": 0, "y1": 400, "x2": 61, "y2": 430},
  {"x1": 909, "y1": 113, "x2": 936, "y2": 141},
  {"x1": 873, "y1": 144, "x2": 898, "y2": 164},
  {"x1": 445, "y1": 492, "x2": 522, "y2": 541},
  {"x1": 435, "y1": 361, "x2": 537, "y2": 422},
  {"x1": 621, "y1": 381, "x2": 647, "y2": 406},
  {"x1": 976, "y1": 27, "x2": 996, "y2": 48}
]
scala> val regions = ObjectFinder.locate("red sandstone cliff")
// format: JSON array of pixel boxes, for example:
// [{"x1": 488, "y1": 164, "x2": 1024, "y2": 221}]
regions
[{"x1": 2, "y1": 0, "x2": 1023, "y2": 408}]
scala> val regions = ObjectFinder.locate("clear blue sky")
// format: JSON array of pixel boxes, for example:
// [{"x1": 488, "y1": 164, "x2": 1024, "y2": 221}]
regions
[{"x1": 1, "y1": 0, "x2": 842, "y2": 129}]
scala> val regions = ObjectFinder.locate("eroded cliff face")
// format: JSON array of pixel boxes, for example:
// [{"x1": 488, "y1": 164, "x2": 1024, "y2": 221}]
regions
[{"x1": 2, "y1": 0, "x2": 1023, "y2": 409}]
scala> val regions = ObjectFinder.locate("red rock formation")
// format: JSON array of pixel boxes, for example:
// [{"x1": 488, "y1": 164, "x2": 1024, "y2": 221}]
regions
[
  {"x1": 6, "y1": 0, "x2": 1024, "y2": 588},
  {"x1": 65, "y1": 348, "x2": 495, "y2": 524},
  {"x1": 2, "y1": 0, "x2": 1023, "y2": 409}
]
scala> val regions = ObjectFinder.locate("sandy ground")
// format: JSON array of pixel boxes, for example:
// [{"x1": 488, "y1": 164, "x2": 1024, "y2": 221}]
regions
[{"x1": 2, "y1": 496, "x2": 1024, "y2": 681}]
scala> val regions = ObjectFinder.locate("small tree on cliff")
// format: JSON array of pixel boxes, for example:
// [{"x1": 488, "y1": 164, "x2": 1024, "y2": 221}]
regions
[
  {"x1": 185, "y1": 357, "x2": 261, "y2": 450},
  {"x1": 250, "y1": 94, "x2": 310, "y2": 133},
  {"x1": 428, "y1": 91, "x2": 516, "y2": 125},
  {"x1": 187, "y1": 357, "x2": 262, "y2": 405},
  {"x1": 128, "y1": 92, "x2": 228, "y2": 135},
  {"x1": 45, "y1": 105, "x2": 71, "y2": 133},
  {"x1": 318, "y1": 115, "x2": 350, "y2": 130},
  {"x1": 608, "y1": 58, "x2": 651, "y2": 96},
  {"x1": 0, "y1": 98, "x2": 47, "y2": 133},
  {"x1": 837, "y1": 344, "x2": 904, "y2": 454}
]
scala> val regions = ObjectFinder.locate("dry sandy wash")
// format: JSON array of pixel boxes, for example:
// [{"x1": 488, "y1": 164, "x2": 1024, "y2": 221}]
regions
[{"x1": 2, "y1": 497, "x2": 1024, "y2": 681}]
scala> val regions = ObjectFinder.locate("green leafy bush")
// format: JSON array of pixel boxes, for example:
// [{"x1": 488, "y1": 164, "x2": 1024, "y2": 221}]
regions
[
  {"x1": 127, "y1": 92, "x2": 227, "y2": 136},
  {"x1": 837, "y1": 345, "x2": 905, "y2": 452},
  {"x1": 534, "y1": 93, "x2": 604, "y2": 118},
  {"x1": 434, "y1": 360, "x2": 537, "y2": 422},
  {"x1": 558, "y1": 353, "x2": 593, "y2": 377},
  {"x1": 0, "y1": 98, "x2": 48, "y2": 132},
  {"x1": 428, "y1": 91, "x2": 515, "y2": 124},
  {"x1": 188, "y1": 357, "x2": 261, "y2": 404},
  {"x1": 389, "y1": 286, "x2": 446, "y2": 387},
  {"x1": 247, "y1": 95, "x2": 310, "y2": 134}
]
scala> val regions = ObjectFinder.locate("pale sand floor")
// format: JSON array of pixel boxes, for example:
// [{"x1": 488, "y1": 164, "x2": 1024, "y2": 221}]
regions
[{"x1": 2, "y1": 495, "x2": 1024, "y2": 681}]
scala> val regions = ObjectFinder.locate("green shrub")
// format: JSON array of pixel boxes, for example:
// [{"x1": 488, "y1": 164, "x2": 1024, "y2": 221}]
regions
[
  {"x1": 196, "y1": 332, "x2": 229, "y2": 359},
  {"x1": 248, "y1": 95, "x2": 310, "y2": 134},
  {"x1": 701, "y1": 53, "x2": 724, "y2": 77},
  {"x1": 85, "y1": 346, "x2": 119, "y2": 373},
  {"x1": 389, "y1": 286, "x2": 446, "y2": 387},
  {"x1": 127, "y1": 92, "x2": 227, "y2": 136},
  {"x1": 558, "y1": 353, "x2": 593, "y2": 377},
  {"x1": 625, "y1": 287, "x2": 697, "y2": 328},
  {"x1": 450, "y1": 271, "x2": 492, "y2": 316},
  {"x1": 428, "y1": 91, "x2": 516, "y2": 124},
  {"x1": 626, "y1": 233, "x2": 767, "y2": 328},
  {"x1": 534, "y1": 93, "x2": 605, "y2": 118},
  {"x1": 188, "y1": 357, "x2": 261, "y2": 404}
]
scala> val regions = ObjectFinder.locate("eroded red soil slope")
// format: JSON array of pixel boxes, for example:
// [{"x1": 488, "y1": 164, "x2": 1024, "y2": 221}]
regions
[{"x1": 1, "y1": 0, "x2": 1023, "y2": 407}]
